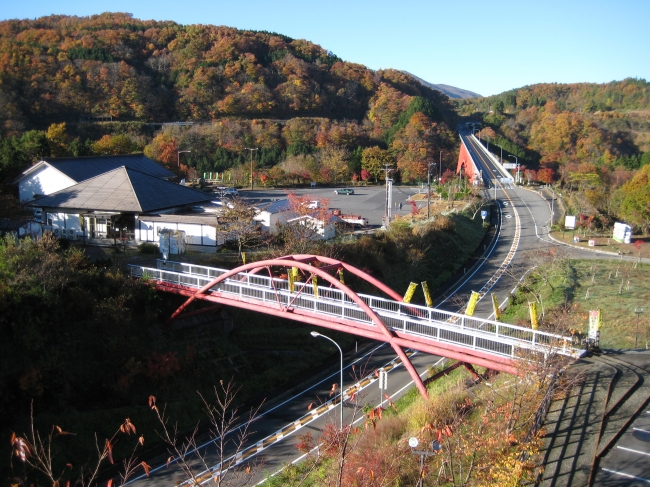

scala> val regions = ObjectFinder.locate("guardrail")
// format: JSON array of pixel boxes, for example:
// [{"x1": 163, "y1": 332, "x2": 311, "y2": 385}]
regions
[{"x1": 130, "y1": 261, "x2": 582, "y2": 360}]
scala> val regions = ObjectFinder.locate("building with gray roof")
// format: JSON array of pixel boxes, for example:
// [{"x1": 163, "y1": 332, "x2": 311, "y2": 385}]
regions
[{"x1": 18, "y1": 154, "x2": 220, "y2": 247}]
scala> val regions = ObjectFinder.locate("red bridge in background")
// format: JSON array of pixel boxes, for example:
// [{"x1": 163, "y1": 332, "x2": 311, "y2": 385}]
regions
[{"x1": 129, "y1": 255, "x2": 581, "y2": 398}]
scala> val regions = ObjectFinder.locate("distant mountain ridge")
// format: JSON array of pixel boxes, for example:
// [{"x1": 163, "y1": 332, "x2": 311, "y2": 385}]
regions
[{"x1": 402, "y1": 71, "x2": 481, "y2": 99}]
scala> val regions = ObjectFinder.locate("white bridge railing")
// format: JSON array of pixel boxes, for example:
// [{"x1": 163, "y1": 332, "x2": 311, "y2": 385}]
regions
[{"x1": 128, "y1": 261, "x2": 583, "y2": 360}]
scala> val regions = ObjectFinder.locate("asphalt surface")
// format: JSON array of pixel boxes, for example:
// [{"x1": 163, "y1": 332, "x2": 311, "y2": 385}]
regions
[
  {"x1": 594, "y1": 351, "x2": 650, "y2": 486},
  {"x1": 238, "y1": 185, "x2": 421, "y2": 228},
  {"x1": 129, "y1": 136, "x2": 647, "y2": 486},
  {"x1": 463, "y1": 133, "x2": 650, "y2": 486}
]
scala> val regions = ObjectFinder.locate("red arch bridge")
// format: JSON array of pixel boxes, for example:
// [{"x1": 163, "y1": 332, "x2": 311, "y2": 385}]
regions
[{"x1": 129, "y1": 255, "x2": 583, "y2": 398}]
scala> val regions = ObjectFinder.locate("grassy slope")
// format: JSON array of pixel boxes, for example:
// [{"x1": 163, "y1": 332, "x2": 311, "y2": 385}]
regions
[
  {"x1": 501, "y1": 258, "x2": 650, "y2": 349},
  {"x1": 265, "y1": 364, "x2": 545, "y2": 486}
]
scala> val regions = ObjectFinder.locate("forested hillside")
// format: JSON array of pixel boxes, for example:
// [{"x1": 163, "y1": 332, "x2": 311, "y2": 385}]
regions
[
  {"x1": 455, "y1": 79, "x2": 650, "y2": 231},
  {"x1": 0, "y1": 12, "x2": 460, "y2": 195}
]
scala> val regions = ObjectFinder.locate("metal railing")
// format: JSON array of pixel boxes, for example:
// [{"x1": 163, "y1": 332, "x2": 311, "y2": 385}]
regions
[{"x1": 130, "y1": 261, "x2": 582, "y2": 360}]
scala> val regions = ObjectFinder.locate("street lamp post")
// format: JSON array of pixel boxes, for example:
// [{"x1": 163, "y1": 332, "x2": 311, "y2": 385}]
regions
[
  {"x1": 177, "y1": 150, "x2": 191, "y2": 168},
  {"x1": 550, "y1": 186, "x2": 555, "y2": 227},
  {"x1": 427, "y1": 162, "x2": 437, "y2": 219},
  {"x1": 634, "y1": 308, "x2": 645, "y2": 349},
  {"x1": 311, "y1": 331, "x2": 344, "y2": 429},
  {"x1": 383, "y1": 165, "x2": 394, "y2": 227},
  {"x1": 508, "y1": 155, "x2": 519, "y2": 183},
  {"x1": 439, "y1": 150, "x2": 443, "y2": 181},
  {"x1": 244, "y1": 147, "x2": 259, "y2": 190}
]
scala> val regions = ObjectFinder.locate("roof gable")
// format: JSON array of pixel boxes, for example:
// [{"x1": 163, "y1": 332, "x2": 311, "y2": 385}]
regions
[
  {"x1": 19, "y1": 154, "x2": 175, "y2": 184},
  {"x1": 29, "y1": 167, "x2": 212, "y2": 213},
  {"x1": 265, "y1": 199, "x2": 292, "y2": 214}
]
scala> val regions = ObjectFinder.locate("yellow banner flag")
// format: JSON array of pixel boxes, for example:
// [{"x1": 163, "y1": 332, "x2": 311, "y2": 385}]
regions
[
  {"x1": 338, "y1": 269, "x2": 345, "y2": 284},
  {"x1": 492, "y1": 293, "x2": 501, "y2": 321},
  {"x1": 312, "y1": 275, "x2": 318, "y2": 300},
  {"x1": 465, "y1": 291, "x2": 480, "y2": 316},
  {"x1": 529, "y1": 302, "x2": 539, "y2": 329},
  {"x1": 241, "y1": 251, "x2": 246, "y2": 264},
  {"x1": 288, "y1": 268, "x2": 296, "y2": 293},
  {"x1": 403, "y1": 282, "x2": 418, "y2": 303},
  {"x1": 421, "y1": 281, "x2": 433, "y2": 307}
]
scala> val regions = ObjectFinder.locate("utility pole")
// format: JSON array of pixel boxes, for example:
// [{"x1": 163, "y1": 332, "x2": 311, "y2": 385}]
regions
[
  {"x1": 244, "y1": 147, "x2": 258, "y2": 190},
  {"x1": 382, "y1": 165, "x2": 394, "y2": 228},
  {"x1": 427, "y1": 162, "x2": 436, "y2": 220}
]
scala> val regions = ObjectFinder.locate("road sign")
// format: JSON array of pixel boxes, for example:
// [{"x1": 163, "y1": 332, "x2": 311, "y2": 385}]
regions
[
  {"x1": 379, "y1": 370, "x2": 388, "y2": 389},
  {"x1": 481, "y1": 210, "x2": 488, "y2": 220},
  {"x1": 588, "y1": 310, "x2": 601, "y2": 339},
  {"x1": 565, "y1": 215, "x2": 576, "y2": 229},
  {"x1": 503, "y1": 163, "x2": 517, "y2": 169}
]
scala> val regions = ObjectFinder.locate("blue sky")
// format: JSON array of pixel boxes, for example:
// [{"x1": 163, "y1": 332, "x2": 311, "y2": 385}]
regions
[{"x1": 3, "y1": 0, "x2": 648, "y2": 97}]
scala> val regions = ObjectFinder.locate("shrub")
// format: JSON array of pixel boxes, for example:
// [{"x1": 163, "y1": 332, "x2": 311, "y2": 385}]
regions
[{"x1": 138, "y1": 242, "x2": 158, "y2": 254}]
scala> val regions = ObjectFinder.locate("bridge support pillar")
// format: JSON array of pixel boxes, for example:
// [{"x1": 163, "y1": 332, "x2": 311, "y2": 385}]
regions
[
  {"x1": 462, "y1": 363, "x2": 481, "y2": 381},
  {"x1": 457, "y1": 141, "x2": 475, "y2": 181},
  {"x1": 391, "y1": 345, "x2": 428, "y2": 399},
  {"x1": 423, "y1": 361, "x2": 464, "y2": 386}
]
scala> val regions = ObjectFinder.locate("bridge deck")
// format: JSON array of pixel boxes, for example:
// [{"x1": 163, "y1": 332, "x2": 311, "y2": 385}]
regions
[{"x1": 129, "y1": 261, "x2": 583, "y2": 362}]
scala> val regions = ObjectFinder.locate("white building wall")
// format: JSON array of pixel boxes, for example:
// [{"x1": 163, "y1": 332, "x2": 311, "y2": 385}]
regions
[
  {"x1": 254, "y1": 212, "x2": 288, "y2": 235},
  {"x1": 45, "y1": 212, "x2": 84, "y2": 239},
  {"x1": 136, "y1": 217, "x2": 219, "y2": 247},
  {"x1": 202, "y1": 225, "x2": 218, "y2": 246},
  {"x1": 19, "y1": 166, "x2": 77, "y2": 202}
]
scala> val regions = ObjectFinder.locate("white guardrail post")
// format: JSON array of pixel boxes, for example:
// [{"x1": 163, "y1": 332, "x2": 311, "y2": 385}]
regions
[{"x1": 128, "y1": 263, "x2": 583, "y2": 359}]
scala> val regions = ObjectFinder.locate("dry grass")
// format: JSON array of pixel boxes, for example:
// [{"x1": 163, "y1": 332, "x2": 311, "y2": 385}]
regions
[
  {"x1": 502, "y1": 256, "x2": 650, "y2": 349},
  {"x1": 265, "y1": 365, "x2": 547, "y2": 486}
]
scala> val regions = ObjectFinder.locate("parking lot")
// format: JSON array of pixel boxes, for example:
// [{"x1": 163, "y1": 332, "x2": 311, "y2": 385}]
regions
[{"x1": 237, "y1": 185, "x2": 422, "y2": 227}]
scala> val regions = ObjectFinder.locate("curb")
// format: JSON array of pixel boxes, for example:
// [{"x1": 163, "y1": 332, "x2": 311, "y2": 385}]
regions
[
  {"x1": 547, "y1": 233, "x2": 650, "y2": 263},
  {"x1": 517, "y1": 185, "x2": 650, "y2": 263}
]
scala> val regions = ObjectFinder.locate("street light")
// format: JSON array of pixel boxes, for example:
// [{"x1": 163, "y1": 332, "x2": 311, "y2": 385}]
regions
[
  {"x1": 439, "y1": 150, "x2": 443, "y2": 181},
  {"x1": 310, "y1": 331, "x2": 344, "y2": 429},
  {"x1": 634, "y1": 308, "x2": 644, "y2": 349},
  {"x1": 177, "y1": 150, "x2": 191, "y2": 168},
  {"x1": 427, "y1": 162, "x2": 437, "y2": 219},
  {"x1": 508, "y1": 155, "x2": 519, "y2": 183},
  {"x1": 244, "y1": 147, "x2": 258, "y2": 190},
  {"x1": 548, "y1": 185, "x2": 556, "y2": 228}
]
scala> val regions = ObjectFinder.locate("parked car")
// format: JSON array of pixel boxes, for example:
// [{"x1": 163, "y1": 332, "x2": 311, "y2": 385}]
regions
[
  {"x1": 303, "y1": 200, "x2": 322, "y2": 209},
  {"x1": 334, "y1": 188, "x2": 355, "y2": 195},
  {"x1": 214, "y1": 186, "x2": 239, "y2": 196}
]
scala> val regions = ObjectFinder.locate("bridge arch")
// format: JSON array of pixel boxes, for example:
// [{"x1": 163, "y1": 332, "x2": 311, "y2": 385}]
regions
[{"x1": 168, "y1": 255, "x2": 430, "y2": 397}]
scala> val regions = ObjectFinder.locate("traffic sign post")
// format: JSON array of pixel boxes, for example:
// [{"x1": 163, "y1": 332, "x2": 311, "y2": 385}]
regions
[
  {"x1": 379, "y1": 370, "x2": 388, "y2": 407},
  {"x1": 409, "y1": 437, "x2": 442, "y2": 487}
]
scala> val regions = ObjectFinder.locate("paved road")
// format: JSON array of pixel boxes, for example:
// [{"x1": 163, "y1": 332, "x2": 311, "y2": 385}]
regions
[
  {"x1": 595, "y1": 352, "x2": 650, "y2": 486},
  {"x1": 465, "y1": 133, "x2": 650, "y2": 485},
  {"x1": 127, "y1": 344, "x2": 442, "y2": 486},
  {"x1": 130, "y1": 138, "x2": 643, "y2": 486}
]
